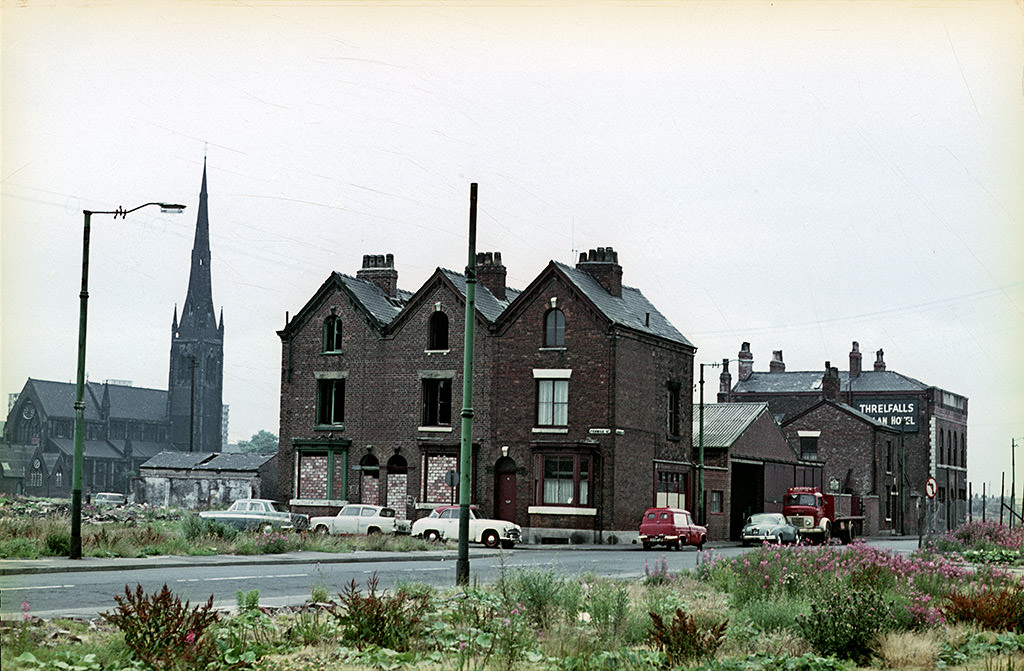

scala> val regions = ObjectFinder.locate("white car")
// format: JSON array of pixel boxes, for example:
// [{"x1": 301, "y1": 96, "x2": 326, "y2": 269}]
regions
[
  {"x1": 310, "y1": 504, "x2": 410, "y2": 535},
  {"x1": 411, "y1": 505, "x2": 521, "y2": 549}
]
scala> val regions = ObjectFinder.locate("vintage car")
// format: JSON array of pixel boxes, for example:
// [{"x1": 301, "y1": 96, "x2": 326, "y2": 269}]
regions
[
  {"x1": 740, "y1": 512, "x2": 800, "y2": 546},
  {"x1": 411, "y1": 505, "x2": 521, "y2": 549},
  {"x1": 92, "y1": 492, "x2": 127, "y2": 506},
  {"x1": 309, "y1": 504, "x2": 411, "y2": 536},
  {"x1": 637, "y1": 507, "x2": 707, "y2": 551},
  {"x1": 199, "y1": 499, "x2": 309, "y2": 532}
]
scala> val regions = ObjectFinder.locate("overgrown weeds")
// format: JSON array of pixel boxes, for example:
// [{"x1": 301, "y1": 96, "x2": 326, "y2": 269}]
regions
[{"x1": 101, "y1": 583, "x2": 220, "y2": 671}]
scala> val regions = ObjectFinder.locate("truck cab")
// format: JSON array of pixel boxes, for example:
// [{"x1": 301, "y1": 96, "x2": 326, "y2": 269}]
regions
[{"x1": 782, "y1": 486, "x2": 862, "y2": 544}]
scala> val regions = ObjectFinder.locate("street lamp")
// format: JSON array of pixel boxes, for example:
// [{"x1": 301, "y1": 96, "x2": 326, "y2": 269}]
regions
[
  {"x1": 71, "y1": 202, "x2": 185, "y2": 559},
  {"x1": 696, "y1": 358, "x2": 737, "y2": 527}
]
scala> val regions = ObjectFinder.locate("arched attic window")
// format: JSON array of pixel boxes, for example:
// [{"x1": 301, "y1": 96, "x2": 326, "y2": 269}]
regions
[
  {"x1": 323, "y1": 315, "x2": 342, "y2": 353},
  {"x1": 544, "y1": 308, "x2": 565, "y2": 347},
  {"x1": 428, "y1": 311, "x2": 449, "y2": 350}
]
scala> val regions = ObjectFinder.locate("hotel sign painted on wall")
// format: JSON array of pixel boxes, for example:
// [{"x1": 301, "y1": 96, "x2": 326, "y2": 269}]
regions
[{"x1": 855, "y1": 398, "x2": 919, "y2": 432}]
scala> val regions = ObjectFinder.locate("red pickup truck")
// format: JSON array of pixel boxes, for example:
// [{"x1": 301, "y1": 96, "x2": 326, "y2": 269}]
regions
[{"x1": 638, "y1": 507, "x2": 707, "y2": 551}]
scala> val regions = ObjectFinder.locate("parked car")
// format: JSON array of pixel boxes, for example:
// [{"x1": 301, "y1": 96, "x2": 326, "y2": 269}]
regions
[
  {"x1": 92, "y1": 492, "x2": 127, "y2": 506},
  {"x1": 310, "y1": 504, "x2": 410, "y2": 536},
  {"x1": 411, "y1": 505, "x2": 521, "y2": 549},
  {"x1": 199, "y1": 499, "x2": 309, "y2": 532},
  {"x1": 740, "y1": 512, "x2": 799, "y2": 546},
  {"x1": 637, "y1": 507, "x2": 707, "y2": 551}
]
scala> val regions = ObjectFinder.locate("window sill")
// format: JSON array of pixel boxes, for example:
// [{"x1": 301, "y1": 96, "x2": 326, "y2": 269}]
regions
[
  {"x1": 418, "y1": 426, "x2": 453, "y2": 433},
  {"x1": 528, "y1": 506, "x2": 597, "y2": 516},
  {"x1": 321, "y1": 350, "x2": 343, "y2": 356},
  {"x1": 532, "y1": 427, "x2": 569, "y2": 434},
  {"x1": 425, "y1": 349, "x2": 451, "y2": 356},
  {"x1": 314, "y1": 423, "x2": 345, "y2": 432},
  {"x1": 538, "y1": 347, "x2": 567, "y2": 352}
]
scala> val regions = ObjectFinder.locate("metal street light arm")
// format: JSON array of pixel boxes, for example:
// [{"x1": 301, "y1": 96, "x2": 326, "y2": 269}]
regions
[{"x1": 85, "y1": 202, "x2": 186, "y2": 218}]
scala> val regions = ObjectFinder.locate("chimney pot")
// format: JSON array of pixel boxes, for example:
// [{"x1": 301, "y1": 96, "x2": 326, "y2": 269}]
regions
[
  {"x1": 769, "y1": 350, "x2": 785, "y2": 373},
  {"x1": 576, "y1": 246, "x2": 623, "y2": 297},
  {"x1": 357, "y1": 252, "x2": 399, "y2": 297},
  {"x1": 849, "y1": 341, "x2": 862, "y2": 378},
  {"x1": 738, "y1": 342, "x2": 754, "y2": 381},
  {"x1": 874, "y1": 348, "x2": 886, "y2": 372}
]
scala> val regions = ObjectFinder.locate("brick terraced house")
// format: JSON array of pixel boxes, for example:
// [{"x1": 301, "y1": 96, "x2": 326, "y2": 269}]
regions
[
  {"x1": 277, "y1": 247, "x2": 697, "y2": 543},
  {"x1": 719, "y1": 341, "x2": 968, "y2": 533}
]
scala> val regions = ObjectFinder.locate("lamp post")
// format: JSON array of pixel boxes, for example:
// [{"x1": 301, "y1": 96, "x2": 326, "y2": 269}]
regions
[
  {"x1": 697, "y1": 359, "x2": 738, "y2": 527},
  {"x1": 71, "y1": 202, "x2": 185, "y2": 559},
  {"x1": 697, "y1": 362, "x2": 717, "y2": 527}
]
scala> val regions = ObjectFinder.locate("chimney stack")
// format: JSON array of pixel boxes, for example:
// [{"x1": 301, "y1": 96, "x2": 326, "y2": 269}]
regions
[
  {"x1": 357, "y1": 253, "x2": 398, "y2": 298},
  {"x1": 849, "y1": 341, "x2": 862, "y2": 378},
  {"x1": 475, "y1": 251, "x2": 507, "y2": 301},
  {"x1": 738, "y1": 342, "x2": 754, "y2": 381},
  {"x1": 874, "y1": 348, "x2": 886, "y2": 372},
  {"x1": 769, "y1": 350, "x2": 786, "y2": 373},
  {"x1": 576, "y1": 247, "x2": 622, "y2": 297},
  {"x1": 717, "y1": 357, "x2": 733, "y2": 402},
  {"x1": 822, "y1": 361, "x2": 841, "y2": 401}
]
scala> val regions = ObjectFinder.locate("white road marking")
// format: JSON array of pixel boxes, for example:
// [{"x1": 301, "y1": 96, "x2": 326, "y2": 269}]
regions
[{"x1": 2, "y1": 584, "x2": 76, "y2": 591}]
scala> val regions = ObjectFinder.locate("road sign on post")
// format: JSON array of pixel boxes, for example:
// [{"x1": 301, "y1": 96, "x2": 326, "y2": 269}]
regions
[{"x1": 925, "y1": 476, "x2": 937, "y2": 499}]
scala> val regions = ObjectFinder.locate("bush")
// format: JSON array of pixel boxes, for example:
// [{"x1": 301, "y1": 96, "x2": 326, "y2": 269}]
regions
[
  {"x1": 101, "y1": 583, "x2": 220, "y2": 671},
  {"x1": 944, "y1": 586, "x2": 1024, "y2": 632},
  {"x1": 501, "y1": 567, "x2": 582, "y2": 629},
  {"x1": 648, "y1": 607, "x2": 727, "y2": 666},
  {"x1": 796, "y1": 586, "x2": 897, "y2": 664},
  {"x1": 330, "y1": 574, "x2": 429, "y2": 651},
  {"x1": 44, "y1": 531, "x2": 70, "y2": 556},
  {"x1": 181, "y1": 513, "x2": 238, "y2": 541}
]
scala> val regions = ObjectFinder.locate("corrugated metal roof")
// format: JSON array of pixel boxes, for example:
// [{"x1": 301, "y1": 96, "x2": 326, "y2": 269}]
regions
[
  {"x1": 691, "y1": 403, "x2": 770, "y2": 449},
  {"x1": 553, "y1": 262, "x2": 694, "y2": 347}
]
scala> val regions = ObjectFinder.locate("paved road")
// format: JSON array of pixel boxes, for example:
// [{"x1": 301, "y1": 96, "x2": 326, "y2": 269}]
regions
[{"x1": 0, "y1": 538, "x2": 922, "y2": 620}]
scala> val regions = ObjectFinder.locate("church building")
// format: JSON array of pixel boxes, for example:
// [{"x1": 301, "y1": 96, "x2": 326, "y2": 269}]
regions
[{"x1": 0, "y1": 162, "x2": 225, "y2": 496}]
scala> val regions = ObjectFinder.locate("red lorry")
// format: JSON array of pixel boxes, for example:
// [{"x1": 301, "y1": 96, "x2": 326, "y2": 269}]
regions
[{"x1": 782, "y1": 486, "x2": 863, "y2": 544}]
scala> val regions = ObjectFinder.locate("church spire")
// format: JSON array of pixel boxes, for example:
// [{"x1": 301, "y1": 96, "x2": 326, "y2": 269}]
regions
[{"x1": 178, "y1": 159, "x2": 217, "y2": 337}]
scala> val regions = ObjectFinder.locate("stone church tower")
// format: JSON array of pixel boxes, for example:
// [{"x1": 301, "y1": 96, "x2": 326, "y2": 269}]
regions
[{"x1": 167, "y1": 161, "x2": 224, "y2": 452}]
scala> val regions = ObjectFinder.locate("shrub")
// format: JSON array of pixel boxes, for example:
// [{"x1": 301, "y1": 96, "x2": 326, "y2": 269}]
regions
[
  {"x1": 648, "y1": 607, "x2": 727, "y2": 666},
  {"x1": 101, "y1": 583, "x2": 220, "y2": 671},
  {"x1": 741, "y1": 595, "x2": 810, "y2": 633},
  {"x1": 944, "y1": 585, "x2": 1024, "y2": 632},
  {"x1": 44, "y1": 531, "x2": 70, "y2": 556},
  {"x1": 796, "y1": 586, "x2": 897, "y2": 664},
  {"x1": 330, "y1": 574, "x2": 429, "y2": 651}
]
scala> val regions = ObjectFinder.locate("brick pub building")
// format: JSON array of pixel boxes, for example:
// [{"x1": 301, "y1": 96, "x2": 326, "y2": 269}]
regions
[
  {"x1": 719, "y1": 341, "x2": 968, "y2": 533},
  {"x1": 276, "y1": 247, "x2": 697, "y2": 543}
]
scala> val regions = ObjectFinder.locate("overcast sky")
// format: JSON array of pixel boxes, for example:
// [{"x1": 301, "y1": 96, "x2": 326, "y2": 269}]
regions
[{"x1": 2, "y1": 1, "x2": 1021, "y2": 490}]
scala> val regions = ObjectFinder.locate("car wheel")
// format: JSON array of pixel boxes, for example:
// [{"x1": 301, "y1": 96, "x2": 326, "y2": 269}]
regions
[
  {"x1": 482, "y1": 530, "x2": 500, "y2": 548},
  {"x1": 642, "y1": 541, "x2": 652, "y2": 551},
  {"x1": 424, "y1": 529, "x2": 441, "y2": 543},
  {"x1": 367, "y1": 527, "x2": 381, "y2": 535},
  {"x1": 696, "y1": 536, "x2": 705, "y2": 552},
  {"x1": 261, "y1": 523, "x2": 274, "y2": 534},
  {"x1": 314, "y1": 524, "x2": 329, "y2": 535},
  {"x1": 500, "y1": 540, "x2": 516, "y2": 550}
]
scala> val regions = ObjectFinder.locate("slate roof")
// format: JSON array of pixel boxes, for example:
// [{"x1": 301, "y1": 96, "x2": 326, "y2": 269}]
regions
[
  {"x1": 334, "y1": 272, "x2": 413, "y2": 326},
  {"x1": 141, "y1": 451, "x2": 215, "y2": 469},
  {"x1": 0, "y1": 445, "x2": 37, "y2": 479},
  {"x1": 195, "y1": 453, "x2": 276, "y2": 471},
  {"x1": 691, "y1": 403, "x2": 771, "y2": 449},
  {"x1": 732, "y1": 370, "x2": 930, "y2": 395},
  {"x1": 553, "y1": 262, "x2": 694, "y2": 347},
  {"x1": 108, "y1": 441, "x2": 177, "y2": 460},
  {"x1": 50, "y1": 438, "x2": 125, "y2": 460},
  {"x1": 26, "y1": 378, "x2": 168, "y2": 423},
  {"x1": 103, "y1": 385, "x2": 168, "y2": 422},
  {"x1": 440, "y1": 268, "x2": 521, "y2": 323}
]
